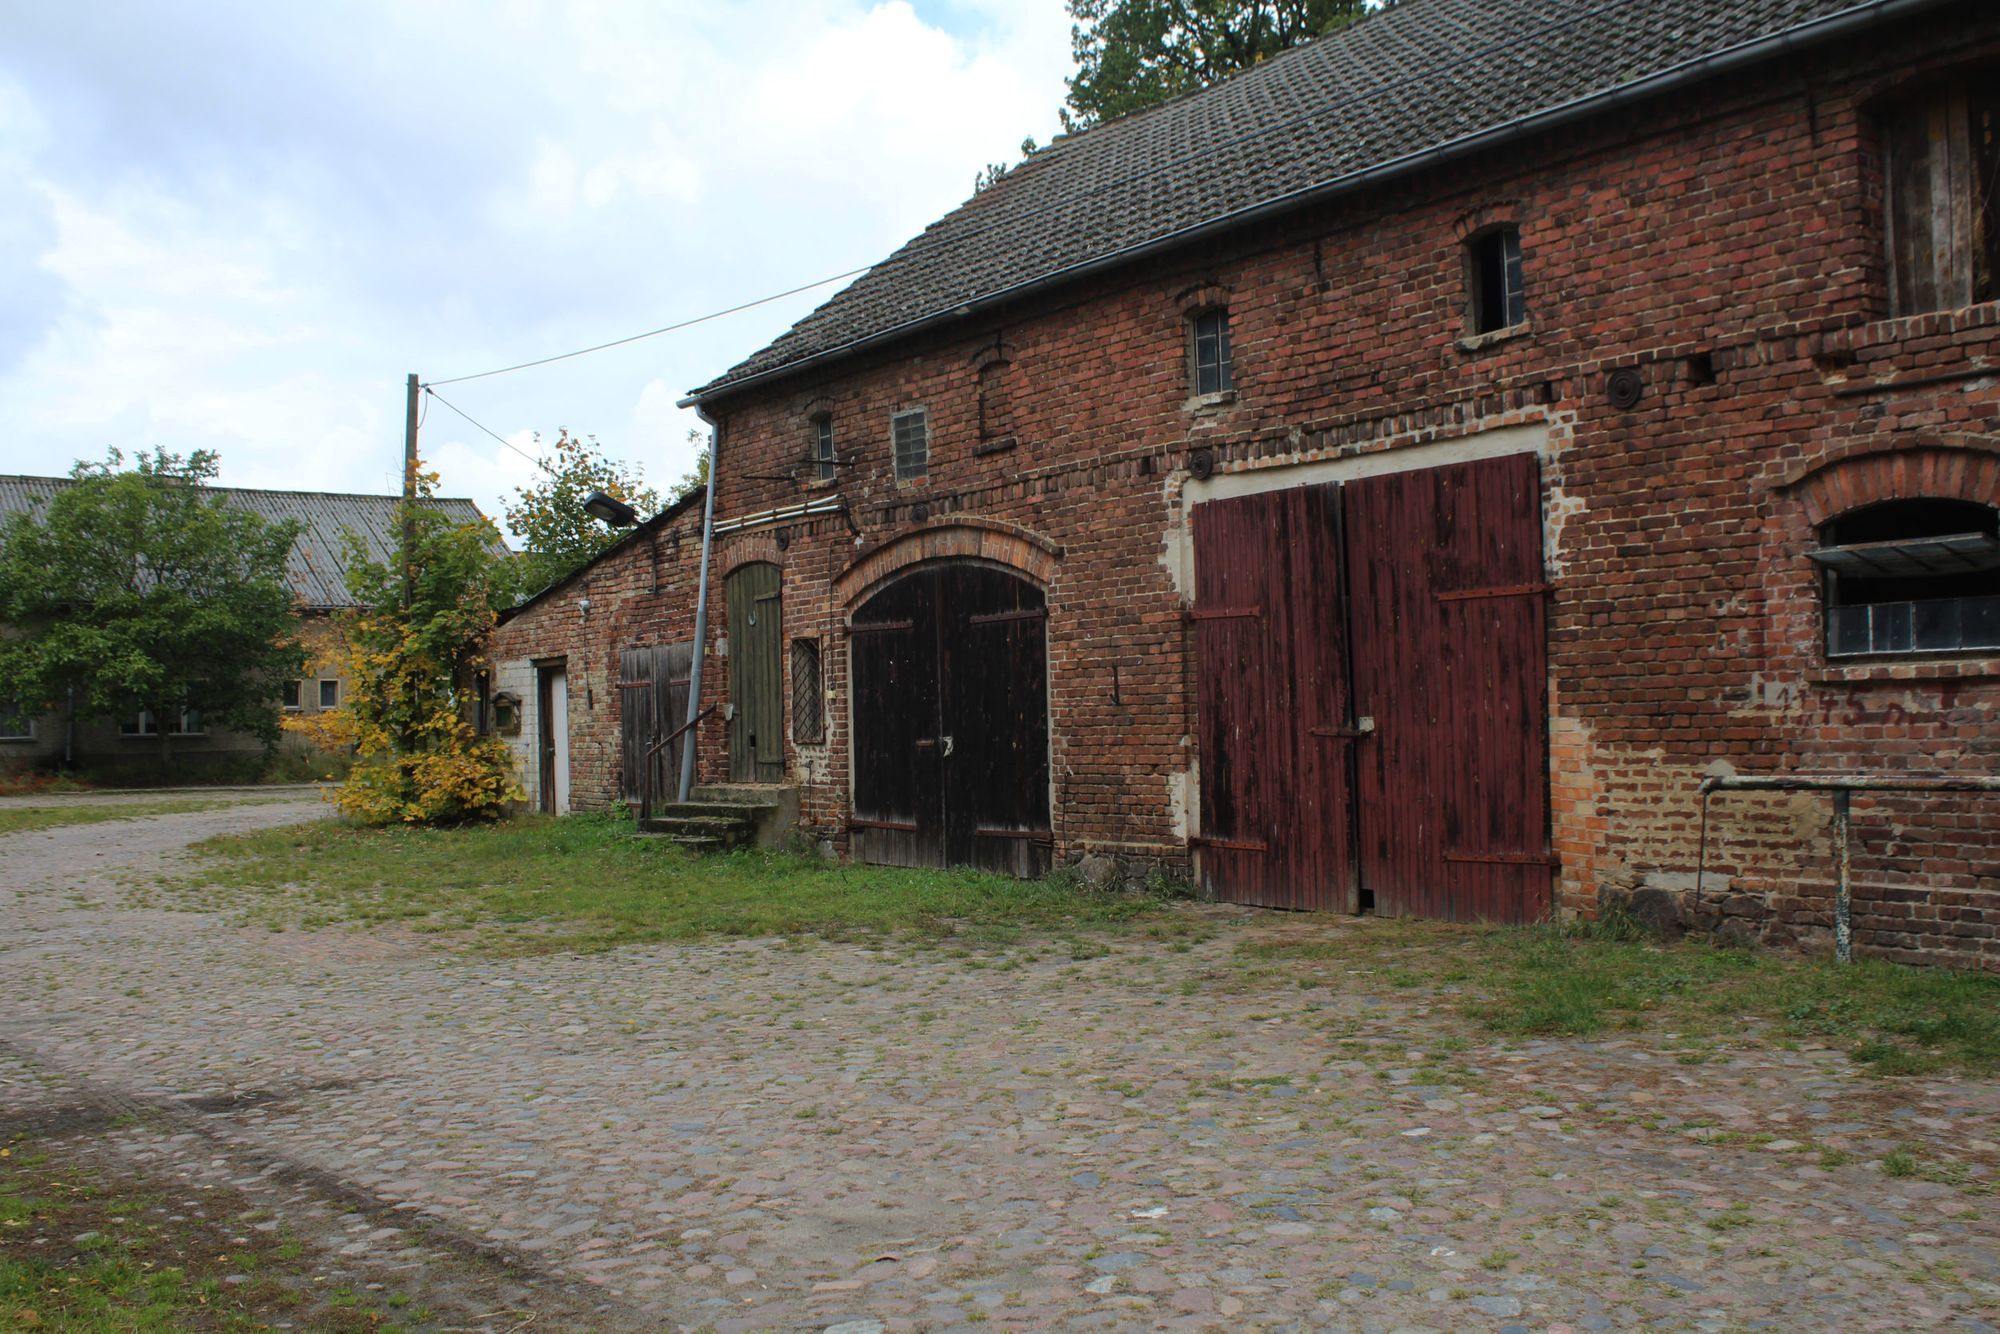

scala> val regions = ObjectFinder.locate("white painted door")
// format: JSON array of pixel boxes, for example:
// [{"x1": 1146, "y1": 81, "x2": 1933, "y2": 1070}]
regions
[{"x1": 548, "y1": 668, "x2": 571, "y2": 814}]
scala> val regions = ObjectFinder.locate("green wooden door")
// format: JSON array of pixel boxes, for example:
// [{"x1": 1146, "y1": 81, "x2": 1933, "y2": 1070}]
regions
[{"x1": 726, "y1": 563, "x2": 785, "y2": 783}]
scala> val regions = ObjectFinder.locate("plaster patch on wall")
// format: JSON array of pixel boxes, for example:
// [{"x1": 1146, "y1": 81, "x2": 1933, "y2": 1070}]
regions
[
  {"x1": 496, "y1": 658, "x2": 537, "y2": 807},
  {"x1": 1168, "y1": 764, "x2": 1195, "y2": 842}
]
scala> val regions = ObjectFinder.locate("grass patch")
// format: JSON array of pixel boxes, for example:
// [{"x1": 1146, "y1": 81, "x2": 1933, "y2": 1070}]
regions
[
  {"x1": 0, "y1": 798, "x2": 284, "y2": 838},
  {"x1": 184, "y1": 812, "x2": 1192, "y2": 953},
  {"x1": 0, "y1": 1135, "x2": 417, "y2": 1330},
  {"x1": 1240, "y1": 916, "x2": 2000, "y2": 1077}
]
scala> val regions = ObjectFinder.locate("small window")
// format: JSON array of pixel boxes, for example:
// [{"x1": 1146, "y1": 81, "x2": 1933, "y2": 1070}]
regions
[
  {"x1": 1468, "y1": 227, "x2": 1527, "y2": 334},
  {"x1": 319, "y1": 678, "x2": 341, "y2": 709},
  {"x1": 1812, "y1": 498, "x2": 2000, "y2": 657},
  {"x1": 281, "y1": 679, "x2": 302, "y2": 711},
  {"x1": 0, "y1": 699, "x2": 31, "y2": 741},
  {"x1": 892, "y1": 408, "x2": 929, "y2": 482},
  {"x1": 813, "y1": 416, "x2": 837, "y2": 482},
  {"x1": 1883, "y1": 78, "x2": 1999, "y2": 316},
  {"x1": 791, "y1": 638, "x2": 824, "y2": 744},
  {"x1": 1190, "y1": 309, "x2": 1232, "y2": 397},
  {"x1": 122, "y1": 706, "x2": 203, "y2": 737}
]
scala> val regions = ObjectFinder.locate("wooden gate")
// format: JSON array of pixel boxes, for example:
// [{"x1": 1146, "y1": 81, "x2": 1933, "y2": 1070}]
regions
[
  {"x1": 1190, "y1": 486, "x2": 1356, "y2": 910},
  {"x1": 1192, "y1": 452, "x2": 1550, "y2": 922},
  {"x1": 726, "y1": 563, "x2": 784, "y2": 783},
  {"x1": 618, "y1": 640, "x2": 693, "y2": 806},
  {"x1": 850, "y1": 563, "x2": 1052, "y2": 876}
]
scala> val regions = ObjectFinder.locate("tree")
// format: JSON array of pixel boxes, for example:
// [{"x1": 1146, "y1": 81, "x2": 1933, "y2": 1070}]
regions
[
  {"x1": 503, "y1": 430, "x2": 662, "y2": 598},
  {"x1": 0, "y1": 449, "x2": 303, "y2": 775},
  {"x1": 299, "y1": 470, "x2": 518, "y2": 824},
  {"x1": 1061, "y1": 0, "x2": 1374, "y2": 132}
]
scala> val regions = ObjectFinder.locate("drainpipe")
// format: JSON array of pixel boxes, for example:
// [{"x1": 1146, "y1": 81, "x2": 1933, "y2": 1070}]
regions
[{"x1": 678, "y1": 411, "x2": 721, "y2": 803}]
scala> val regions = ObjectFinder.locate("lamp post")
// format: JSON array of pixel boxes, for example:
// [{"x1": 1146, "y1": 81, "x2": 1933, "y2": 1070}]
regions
[{"x1": 582, "y1": 490, "x2": 641, "y2": 528}]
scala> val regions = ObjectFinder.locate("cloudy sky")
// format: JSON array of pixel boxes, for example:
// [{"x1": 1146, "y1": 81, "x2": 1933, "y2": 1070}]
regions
[{"x1": 0, "y1": 1, "x2": 1071, "y2": 539}]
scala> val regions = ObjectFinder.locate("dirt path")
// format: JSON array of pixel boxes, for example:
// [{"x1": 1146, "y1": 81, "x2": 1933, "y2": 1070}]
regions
[{"x1": 3, "y1": 799, "x2": 1998, "y2": 1331}]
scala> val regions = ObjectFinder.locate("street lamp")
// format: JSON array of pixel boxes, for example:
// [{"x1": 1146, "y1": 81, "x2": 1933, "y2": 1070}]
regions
[{"x1": 581, "y1": 490, "x2": 640, "y2": 527}]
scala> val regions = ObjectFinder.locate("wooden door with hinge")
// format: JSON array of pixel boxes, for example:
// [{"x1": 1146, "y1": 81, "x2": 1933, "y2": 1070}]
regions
[
  {"x1": 1345, "y1": 451, "x2": 1552, "y2": 924},
  {"x1": 618, "y1": 640, "x2": 694, "y2": 804},
  {"x1": 726, "y1": 563, "x2": 785, "y2": 783},
  {"x1": 849, "y1": 562, "x2": 1052, "y2": 875},
  {"x1": 1191, "y1": 484, "x2": 1356, "y2": 910}
]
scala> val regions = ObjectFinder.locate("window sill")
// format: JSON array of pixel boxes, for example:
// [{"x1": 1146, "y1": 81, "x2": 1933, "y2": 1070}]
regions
[
  {"x1": 804, "y1": 475, "x2": 840, "y2": 490},
  {"x1": 1456, "y1": 321, "x2": 1533, "y2": 354},
  {"x1": 1184, "y1": 390, "x2": 1236, "y2": 414},
  {"x1": 1811, "y1": 656, "x2": 2000, "y2": 685}
]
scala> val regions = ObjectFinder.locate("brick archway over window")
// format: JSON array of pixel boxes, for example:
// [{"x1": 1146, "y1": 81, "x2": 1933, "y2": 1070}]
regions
[
  {"x1": 834, "y1": 517, "x2": 1062, "y2": 609},
  {"x1": 1779, "y1": 440, "x2": 2000, "y2": 527}
]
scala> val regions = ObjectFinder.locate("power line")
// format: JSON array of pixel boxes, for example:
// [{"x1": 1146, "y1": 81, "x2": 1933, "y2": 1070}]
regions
[
  {"x1": 424, "y1": 265, "x2": 873, "y2": 388},
  {"x1": 420, "y1": 0, "x2": 1633, "y2": 392},
  {"x1": 422, "y1": 386, "x2": 555, "y2": 476}
]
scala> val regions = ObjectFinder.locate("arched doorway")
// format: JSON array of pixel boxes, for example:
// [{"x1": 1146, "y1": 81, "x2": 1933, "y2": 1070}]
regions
[
  {"x1": 725, "y1": 562, "x2": 784, "y2": 783},
  {"x1": 849, "y1": 562, "x2": 1051, "y2": 876}
]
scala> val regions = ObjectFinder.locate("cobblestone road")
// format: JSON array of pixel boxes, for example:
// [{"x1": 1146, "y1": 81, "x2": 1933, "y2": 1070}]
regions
[{"x1": 3, "y1": 795, "x2": 1997, "y2": 1331}]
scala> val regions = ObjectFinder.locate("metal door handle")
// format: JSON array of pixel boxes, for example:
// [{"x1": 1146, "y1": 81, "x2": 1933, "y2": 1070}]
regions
[{"x1": 941, "y1": 735, "x2": 954, "y2": 757}]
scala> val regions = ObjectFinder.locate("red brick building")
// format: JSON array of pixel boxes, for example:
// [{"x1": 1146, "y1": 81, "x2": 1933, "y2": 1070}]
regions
[{"x1": 489, "y1": 0, "x2": 2000, "y2": 967}]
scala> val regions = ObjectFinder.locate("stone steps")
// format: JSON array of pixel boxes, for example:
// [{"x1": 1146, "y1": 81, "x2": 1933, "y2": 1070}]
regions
[{"x1": 636, "y1": 785, "x2": 794, "y2": 853}]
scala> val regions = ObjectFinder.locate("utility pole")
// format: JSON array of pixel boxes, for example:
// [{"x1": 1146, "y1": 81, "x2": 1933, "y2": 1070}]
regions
[{"x1": 402, "y1": 372, "x2": 419, "y2": 609}]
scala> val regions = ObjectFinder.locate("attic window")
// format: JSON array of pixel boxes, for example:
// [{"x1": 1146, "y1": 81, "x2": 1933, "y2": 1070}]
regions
[
  {"x1": 1190, "y1": 308, "x2": 1232, "y2": 397},
  {"x1": 1811, "y1": 498, "x2": 2000, "y2": 657},
  {"x1": 1882, "y1": 77, "x2": 2000, "y2": 316},
  {"x1": 813, "y1": 415, "x2": 837, "y2": 482},
  {"x1": 892, "y1": 408, "x2": 929, "y2": 482},
  {"x1": 1468, "y1": 226, "x2": 1527, "y2": 334}
]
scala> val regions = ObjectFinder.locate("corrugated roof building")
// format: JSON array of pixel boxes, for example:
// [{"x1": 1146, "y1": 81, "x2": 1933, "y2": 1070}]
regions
[{"x1": 0, "y1": 475, "x2": 500, "y2": 610}]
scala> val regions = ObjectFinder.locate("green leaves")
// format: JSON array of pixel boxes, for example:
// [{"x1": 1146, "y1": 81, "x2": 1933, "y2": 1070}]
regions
[
  {"x1": 1061, "y1": 0, "x2": 1370, "y2": 132},
  {"x1": 502, "y1": 429, "x2": 663, "y2": 599},
  {"x1": 0, "y1": 448, "x2": 304, "y2": 756}
]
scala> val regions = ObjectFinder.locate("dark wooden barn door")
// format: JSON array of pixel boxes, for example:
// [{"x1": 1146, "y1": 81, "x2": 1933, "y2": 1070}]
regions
[
  {"x1": 1192, "y1": 452, "x2": 1550, "y2": 922},
  {"x1": 1192, "y1": 485, "x2": 1356, "y2": 910},
  {"x1": 1345, "y1": 452, "x2": 1551, "y2": 924},
  {"x1": 850, "y1": 563, "x2": 1052, "y2": 876},
  {"x1": 619, "y1": 640, "x2": 693, "y2": 805},
  {"x1": 726, "y1": 563, "x2": 785, "y2": 783}
]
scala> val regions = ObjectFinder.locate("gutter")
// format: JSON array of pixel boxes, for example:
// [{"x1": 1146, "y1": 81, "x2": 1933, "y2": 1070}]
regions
[{"x1": 679, "y1": 0, "x2": 1955, "y2": 411}]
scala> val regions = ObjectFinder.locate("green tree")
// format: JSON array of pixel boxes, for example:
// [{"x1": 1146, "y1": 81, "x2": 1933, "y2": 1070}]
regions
[
  {"x1": 0, "y1": 449, "x2": 303, "y2": 775},
  {"x1": 1061, "y1": 0, "x2": 1375, "y2": 132},
  {"x1": 301, "y1": 468, "x2": 517, "y2": 824},
  {"x1": 503, "y1": 430, "x2": 662, "y2": 597}
]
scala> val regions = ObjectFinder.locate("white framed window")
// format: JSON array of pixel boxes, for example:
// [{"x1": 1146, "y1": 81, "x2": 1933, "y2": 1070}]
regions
[
  {"x1": 813, "y1": 415, "x2": 837, "y2": 482},
  {"x1": 318, "y1": 678, "x2": 340, "y2": 709},
  {"x1": 123, "y1": 706, "x2": 205, "y2": 737},
  {"x1": 1468, "y1": 226, "x2": 1527, "y2": 334},
  {"x1": 281, "y1": 679, "x2": 303, "y2": 711},
  {"x1": 1190, "y1": 308, "x2": 1233, "y2": 396},
  {"x1": 892, "y1": 408, "x2": 929, "y2": 482}
]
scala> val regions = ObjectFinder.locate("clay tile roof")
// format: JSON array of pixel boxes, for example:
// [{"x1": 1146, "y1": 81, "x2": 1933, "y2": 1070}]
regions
[{"x1": 694, "y1": 0, "x2": 1909, "y2": 399}]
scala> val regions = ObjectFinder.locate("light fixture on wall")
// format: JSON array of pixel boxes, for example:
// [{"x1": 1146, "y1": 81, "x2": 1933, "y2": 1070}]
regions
[{"x1": 582, "y1": 491, "x2": 640, "y2": 527}]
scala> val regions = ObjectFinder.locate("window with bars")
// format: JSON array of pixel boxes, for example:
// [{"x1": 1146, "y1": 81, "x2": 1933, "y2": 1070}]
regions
[
  {"x1": 892, "y1": 408, "x2": 929, "y2": 482},
  {"x1": 813, "y1": 415, "x2": 837, "y2": 482},
  {"x1": 791, "y1": 638, "x2": 824, "y2": 743},
  {"x1": 1882, "y1": 77, "x2": 2000, "y2": 317},
  {"x1": 1190, "y1": 308, "x2": 1232, "y2": 397},
  {"x1": 1468, "y1": 226, "x2": 1527, "y2": 334},
  {"x1": 1812, "y1": 498, "x2": 2000, "y2": 657}
]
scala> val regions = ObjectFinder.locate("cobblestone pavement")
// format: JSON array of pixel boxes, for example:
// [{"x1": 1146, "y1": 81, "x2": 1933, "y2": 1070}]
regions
[{"x1": 3, "y1": 798, "x2": 1998, "y2": 1331}]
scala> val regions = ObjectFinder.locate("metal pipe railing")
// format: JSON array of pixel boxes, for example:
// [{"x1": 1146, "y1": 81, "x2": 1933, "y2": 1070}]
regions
[{"x1": 1695, "y1": 773, "x2": 2000, "y2": 963}]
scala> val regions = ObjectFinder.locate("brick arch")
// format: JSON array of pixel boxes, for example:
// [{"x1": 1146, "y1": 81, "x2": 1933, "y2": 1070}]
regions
[
  {"x1": 1781, "y1": 442, "x2": 2000, "y2": 528},
  {"x1": 834, "y1": 517, "x2": 1062, "y2": 609}
]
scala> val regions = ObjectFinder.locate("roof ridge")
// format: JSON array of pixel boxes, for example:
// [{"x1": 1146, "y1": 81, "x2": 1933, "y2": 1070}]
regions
[{"x1": 0, "y1": 473, "x2": 485, "y2": 507}]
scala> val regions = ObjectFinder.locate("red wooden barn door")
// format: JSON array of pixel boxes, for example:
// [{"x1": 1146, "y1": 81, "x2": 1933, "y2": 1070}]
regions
[
  {"x1": 1192, "y1": 485, "x2": 1356, "y2": 910},
  {"x1": 1345, "y1": 452, "x2": 1551, "y2": 924}
]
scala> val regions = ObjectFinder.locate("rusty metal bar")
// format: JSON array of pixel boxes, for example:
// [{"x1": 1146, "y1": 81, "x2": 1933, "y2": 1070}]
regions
[
  {"x1": 1186, "y1": 606, "x2": 1262, "y2": 621},
  {"x1": 1694, "y1": 773, "x2": 2000, "y2": 964}
]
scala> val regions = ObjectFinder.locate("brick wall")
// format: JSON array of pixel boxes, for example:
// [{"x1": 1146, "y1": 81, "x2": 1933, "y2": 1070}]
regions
[{"x1": 489, "y1": 12, "x2": 2000, "y2": 968}]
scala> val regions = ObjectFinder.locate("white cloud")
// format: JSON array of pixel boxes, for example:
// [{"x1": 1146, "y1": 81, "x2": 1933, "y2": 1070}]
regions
[{"x1": 0, "y1": 1, "x2": 1072, "y2": 533}]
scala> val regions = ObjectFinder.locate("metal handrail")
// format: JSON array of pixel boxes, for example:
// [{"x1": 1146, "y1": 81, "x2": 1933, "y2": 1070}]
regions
[
  {"x1": 1695, "y1": 773, "x2": 2000, "y2": 962},
  {"x1": 637, "y1": 704, "x2": 718, "y2": 823}
]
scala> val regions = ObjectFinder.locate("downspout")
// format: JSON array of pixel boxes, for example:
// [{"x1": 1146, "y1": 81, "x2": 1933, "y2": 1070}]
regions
[{"x1": 678, "y1": 411, "x2": 722, "y2": 803}]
